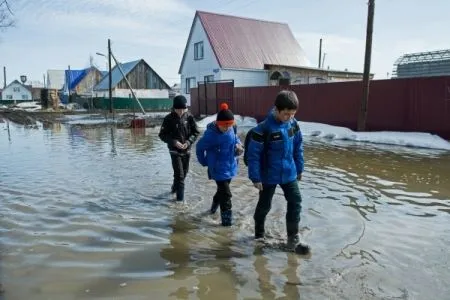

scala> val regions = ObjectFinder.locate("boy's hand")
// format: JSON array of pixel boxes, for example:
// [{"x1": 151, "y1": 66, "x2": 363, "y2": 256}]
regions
[
  {"x1": 235, "y1": 144, "x2": 244, "y2": 156},
  {"x1": 297, "y1": 174, "x2": 302, "y2": 181},
  {"x1": 174, "y1": 141, "x2": 185, "y2": 149},
  {"x1": 253, "y1": 182, "x2": 263, "y2": 191}
]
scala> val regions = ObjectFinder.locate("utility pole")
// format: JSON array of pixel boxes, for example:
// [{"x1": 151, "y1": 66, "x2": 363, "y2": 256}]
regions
[
  {"x1": 3, "y1": 66, "x2": 6, "y2": 88},
  {"x1": 357, "y1": 0, "x2": 375, "y2": 131},
  {"x1": 318, "y1": 38, "x2": 323, "y2": 68},
  {"x1": 108, "y1": 38, "x2": 113, "y2": 116}
]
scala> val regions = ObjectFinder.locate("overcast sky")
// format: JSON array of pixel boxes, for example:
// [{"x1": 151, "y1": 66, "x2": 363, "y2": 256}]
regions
[{"x1": 1, "y1": 0, "x2": 449, "y2": 86}]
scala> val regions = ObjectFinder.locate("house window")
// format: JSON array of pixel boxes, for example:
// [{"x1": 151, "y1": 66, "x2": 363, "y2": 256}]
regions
[
  {"x1": 185, "y1": 77, "x2": 196, "y2": 94},
  {"x1": 13, "y1": 87, "x2": 20, "y2": 92},
  {"x1": 204, "y1": 75, "x2": 214, "y2": 82},
  {"x1": 6, "y1": 95, "x2": 13, "y2": 100},
  {"x1": 22, "y1": 95, "x2": 28, "y2": 100},
  {"x1": 194, "y1": 41, "x2": 204, "y2": 60}
]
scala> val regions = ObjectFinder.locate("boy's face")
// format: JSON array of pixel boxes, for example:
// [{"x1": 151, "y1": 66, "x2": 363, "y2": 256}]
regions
[
  {"x1": 174, "y1": 108, "x2": 187, "y2": 116},
  {"x1": 218, "y1": 123, "x2": 233, "y2": 133},
  {"x1": 275, "y1": 108, "x2": 297, "y2": 123}
]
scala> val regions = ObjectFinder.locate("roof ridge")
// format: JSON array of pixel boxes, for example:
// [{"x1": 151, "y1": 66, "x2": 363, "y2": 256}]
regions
[{"x1": 196, "y1": 10, "x2": 288, "y2": 26}]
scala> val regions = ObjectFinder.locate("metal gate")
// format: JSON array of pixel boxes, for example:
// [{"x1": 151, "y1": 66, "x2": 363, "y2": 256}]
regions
[{"x1": 196, "y1": 80, "x2": 234, "y2": 115}]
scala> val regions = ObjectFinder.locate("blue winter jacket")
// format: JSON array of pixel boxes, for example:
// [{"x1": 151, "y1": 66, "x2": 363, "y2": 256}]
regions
[
  {"x1": 247, "y1": 110, "x2": 304, "y2": 185},
  {"x1": 196, "y1": 122, "x2": 241, "y2": 181}
]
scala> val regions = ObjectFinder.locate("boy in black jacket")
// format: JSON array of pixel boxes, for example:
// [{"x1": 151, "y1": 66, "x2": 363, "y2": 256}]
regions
[{"x1": 159, "y1": 95, "x2": 200, "y2": 201}]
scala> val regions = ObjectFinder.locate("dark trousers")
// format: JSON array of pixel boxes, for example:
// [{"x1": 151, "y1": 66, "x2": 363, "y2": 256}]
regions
[
  {"x1": 170, "y1": 153, "x2": 190, "y2": 201},
  {"x1": 212, "y1": 179, "x2": 232, "y2": 212},
  {"x1": 253, "y1": 180, "x2": 302, "y2": 237}
]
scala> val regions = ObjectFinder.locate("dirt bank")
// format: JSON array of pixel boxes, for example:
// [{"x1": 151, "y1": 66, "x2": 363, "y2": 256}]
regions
[{"x1": 0, "y1": 110, "x2": 164, "y2": 129}]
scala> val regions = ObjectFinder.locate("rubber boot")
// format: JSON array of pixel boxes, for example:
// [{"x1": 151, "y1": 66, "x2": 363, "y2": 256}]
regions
[
  {"x1": 255, "y1": 222, "x2": 265, "y2": 239},
  {"x1": 286, "y1": 222, "x2": 299, "y2": 248},
  {"x1": 287, "y1": 222, "x2": 310, "y2": 254},
  {"x1": 221, "y1": 210, "x2": 232, "y2": 226}
]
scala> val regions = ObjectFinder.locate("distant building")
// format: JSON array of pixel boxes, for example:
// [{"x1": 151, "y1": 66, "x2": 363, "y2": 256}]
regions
[
  {"x1": 265, "y1": 65, "x2": 371, "y2": 85},
  {"x1": 93, "y1": 59, "x2": 172, "y2": 110},
  {"x1": 392, "y1": 49, "x2": 450, "y2": 78},
  {"x1": 169, "y1": 83, "x2": 181, "y2": 99},
  {"x1": 64, "y1": 67, "x2": 104, "y2": 97},
  {"x1": 0, "y1": 80, "x2": 32, "y2": 104},
  {"x1": 46, "y1": 70, "x2": 65, "y2": 90}
]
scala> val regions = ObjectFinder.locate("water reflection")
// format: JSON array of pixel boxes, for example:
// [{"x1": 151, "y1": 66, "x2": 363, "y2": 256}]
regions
[
  {"x1": 161, "y1": 214, "x2": 241, "y2": 299},
  {"x1": 0, "y1": 121, "x2": 449, "y2": 299}
]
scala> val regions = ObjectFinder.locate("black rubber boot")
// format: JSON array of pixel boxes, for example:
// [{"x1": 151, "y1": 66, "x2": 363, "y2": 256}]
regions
[
  {"x1": 286, "y1": 222, "x2": 299, "y2": 248},
  {"x1": 255, "y1": 222, "x2": 265, "y2": 239},
  {"x1": 221, "y1": 210, "x2": 232, "y2": 226}
]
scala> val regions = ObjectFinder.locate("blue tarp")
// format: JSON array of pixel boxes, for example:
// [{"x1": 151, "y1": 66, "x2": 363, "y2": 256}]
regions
[{"x1": 65, "y1": 69, "x2": 89, "y2": 91}]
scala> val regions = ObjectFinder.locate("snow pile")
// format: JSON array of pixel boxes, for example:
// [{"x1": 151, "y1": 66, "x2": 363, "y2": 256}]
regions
[
  {"x1": 300, "y1": 121, "x2": 450, "y2": 151},
  {"x1": 197, "y1": 114, "x2": 449, "y2": 151},
  {"x1": 11, "y1": 102, "x2": 42, "y2": 112},
  {"x1": 196, "y1": 114, "x2": 257, "y2": 128}
]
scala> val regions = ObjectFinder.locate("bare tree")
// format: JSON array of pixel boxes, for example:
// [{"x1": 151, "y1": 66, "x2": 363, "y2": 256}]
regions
[{"x1": 0, "y1": 0, "x2": 14, "y2": 31}]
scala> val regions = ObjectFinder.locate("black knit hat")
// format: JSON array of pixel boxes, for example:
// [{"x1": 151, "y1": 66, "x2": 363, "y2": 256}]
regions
[
  {"x1": 173, "y1": 95, "x2": 187, "y2": 109},
  {"x1": 216, "y1": 103, "x2": 234, "y2": 126}
]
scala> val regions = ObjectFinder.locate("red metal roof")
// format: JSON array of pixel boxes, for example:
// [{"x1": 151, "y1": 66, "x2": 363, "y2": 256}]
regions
[{"x1": 179, "y1": 11, "x2": 309, "y2": 73}]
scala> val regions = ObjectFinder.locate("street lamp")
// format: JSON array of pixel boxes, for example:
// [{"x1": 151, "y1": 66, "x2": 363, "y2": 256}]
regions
[{"x1": 96, "y1": 39, "x2": 113, "y2": 114}]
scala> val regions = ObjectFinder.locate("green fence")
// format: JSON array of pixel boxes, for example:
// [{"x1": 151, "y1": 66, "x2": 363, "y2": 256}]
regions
[{"x1": 93, "y1": 97, "x2": 172, "y2": 110}]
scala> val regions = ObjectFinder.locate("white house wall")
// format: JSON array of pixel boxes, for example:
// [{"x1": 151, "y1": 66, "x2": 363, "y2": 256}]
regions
[
  {"x1": 219, "y1": 69, "x2": 268, "y2": 87},
  {"x1": 180, "y1": 15, "x2": 221, "y2": 105},
  {"x1": 94, "y1": 89, "x2": 169, "y2": 98},
  {"x1": 1, "y1": 82, "x2": 32, "y2": 101}
]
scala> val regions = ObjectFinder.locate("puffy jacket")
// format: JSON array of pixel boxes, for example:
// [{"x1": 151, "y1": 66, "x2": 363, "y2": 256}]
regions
[
  {"x1": 247, "y1": 110, "x2": 304, "y2": 185},
  {"x1": 196, "y1": 122, "x2": 241, "y2": 181},
  {"x1": 159, "y1": 111, "x2": 200, "y2": 154}
]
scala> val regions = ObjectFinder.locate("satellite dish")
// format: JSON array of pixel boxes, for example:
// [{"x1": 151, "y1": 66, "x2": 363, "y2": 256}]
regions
[{"x1": 20, "y1": 75, "x2": 27, "y2": 84}]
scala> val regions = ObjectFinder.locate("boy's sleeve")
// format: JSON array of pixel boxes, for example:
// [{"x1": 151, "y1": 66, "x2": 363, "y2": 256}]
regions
[
  {"x1": 158, "y1": 116, "x2": 175, "y2": 146},
  {"x1": 293, "y1": 126, "x2": 304, "y2": 174},
  {"x1": 187, "y1": 115, "x2": 200, "y2": 146},
  {"x1": 247, "y1": 126, "x2": 265, "y2": 183},
  {"x1": 195, "y1": 128, "x2": 214, "y2": 167}
]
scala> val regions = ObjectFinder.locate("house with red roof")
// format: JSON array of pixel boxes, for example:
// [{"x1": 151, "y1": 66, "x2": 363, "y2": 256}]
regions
[
  {"x1": 179, "y1": 10, "x2": 310, "y2": 103},
  {"x1": 179, "y1": 11, "x2": 366, "y2": 104}
]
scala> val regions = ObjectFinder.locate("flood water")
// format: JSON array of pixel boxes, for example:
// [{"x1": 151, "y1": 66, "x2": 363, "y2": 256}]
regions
[{"x1": 1, "y1": 120, "x2": 449, "y2": 300}]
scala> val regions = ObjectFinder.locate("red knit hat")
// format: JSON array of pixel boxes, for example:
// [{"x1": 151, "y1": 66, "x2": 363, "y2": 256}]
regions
[{"x1": 216, "y1": 103, "x2": 235, "y2": 126}]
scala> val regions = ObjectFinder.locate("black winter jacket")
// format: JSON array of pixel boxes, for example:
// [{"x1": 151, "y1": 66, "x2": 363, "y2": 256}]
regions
[{"x1": 158, "y1": 111, "x2": 200, "y2": 154}]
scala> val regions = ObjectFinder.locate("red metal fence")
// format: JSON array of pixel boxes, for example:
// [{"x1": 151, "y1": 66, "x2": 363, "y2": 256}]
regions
[{"x1": 191, "y1": 76, "x2": 450, "y2": 139}]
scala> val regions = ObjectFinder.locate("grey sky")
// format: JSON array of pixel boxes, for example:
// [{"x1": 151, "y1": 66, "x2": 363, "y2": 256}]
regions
[{"x1": 1, "y1": 0, "x2": 449, "y2": 86}]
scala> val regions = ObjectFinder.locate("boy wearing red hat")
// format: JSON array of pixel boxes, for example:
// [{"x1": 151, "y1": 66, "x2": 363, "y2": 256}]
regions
[{"x1": 196, "y1": 103, "x2": 244, "y2": 226}]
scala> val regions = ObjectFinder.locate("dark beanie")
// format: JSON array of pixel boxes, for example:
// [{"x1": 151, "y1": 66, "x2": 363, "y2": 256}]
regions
[
  {"x1": 173, "y1": 95, "x2": 187, "y2": 109},
  {"x1": 216, "y1": 103, "x2": 234, "y2": 126}
]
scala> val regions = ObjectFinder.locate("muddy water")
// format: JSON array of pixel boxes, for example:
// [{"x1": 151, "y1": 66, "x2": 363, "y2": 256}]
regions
[{"x1": 0, "y1": 122, "x2": 449, "y2": 299}]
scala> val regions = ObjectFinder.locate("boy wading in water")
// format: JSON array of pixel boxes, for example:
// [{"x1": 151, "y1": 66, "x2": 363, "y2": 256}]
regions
[
  {"x1": 196, "y1": 103, "x2": 243, "y2": 226},
  {"x1": 159, "y1": 95, "x2": 200, "y2": 201},
  {"x1": 246, "y1": 90, "x2": 310, "y2": 253}
]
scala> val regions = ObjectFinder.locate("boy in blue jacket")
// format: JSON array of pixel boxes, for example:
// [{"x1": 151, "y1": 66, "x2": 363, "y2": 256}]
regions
[
  {"x1": 246, "y1": 90, "x2": 309, "y2": 250},
  {"x1": 196, "y1": 103, "x2": 244, "y2": 226}
]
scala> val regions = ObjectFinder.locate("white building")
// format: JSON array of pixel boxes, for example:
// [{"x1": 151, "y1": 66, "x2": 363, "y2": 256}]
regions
[
  {"x1": 1, "y1": 80, "x2": 32, "y2": 102},
  {"x1": 46, "y1": 70, "x2": 65, "y2": 90},
  {"x1": 178, "y1": 10, "x2": 310, "y2": 104}
]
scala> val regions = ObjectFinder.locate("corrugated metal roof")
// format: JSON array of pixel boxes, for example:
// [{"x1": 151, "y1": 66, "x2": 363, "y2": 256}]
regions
[
  {"x1": 179, "y1": 11, "x2": 310, "y2": 73},
  {"x1": 94, "y1": 59, "x2": 141, "y2": 91},
  {"x1": 47, "y1": 70, "x2": 65, "y2": 90}
]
